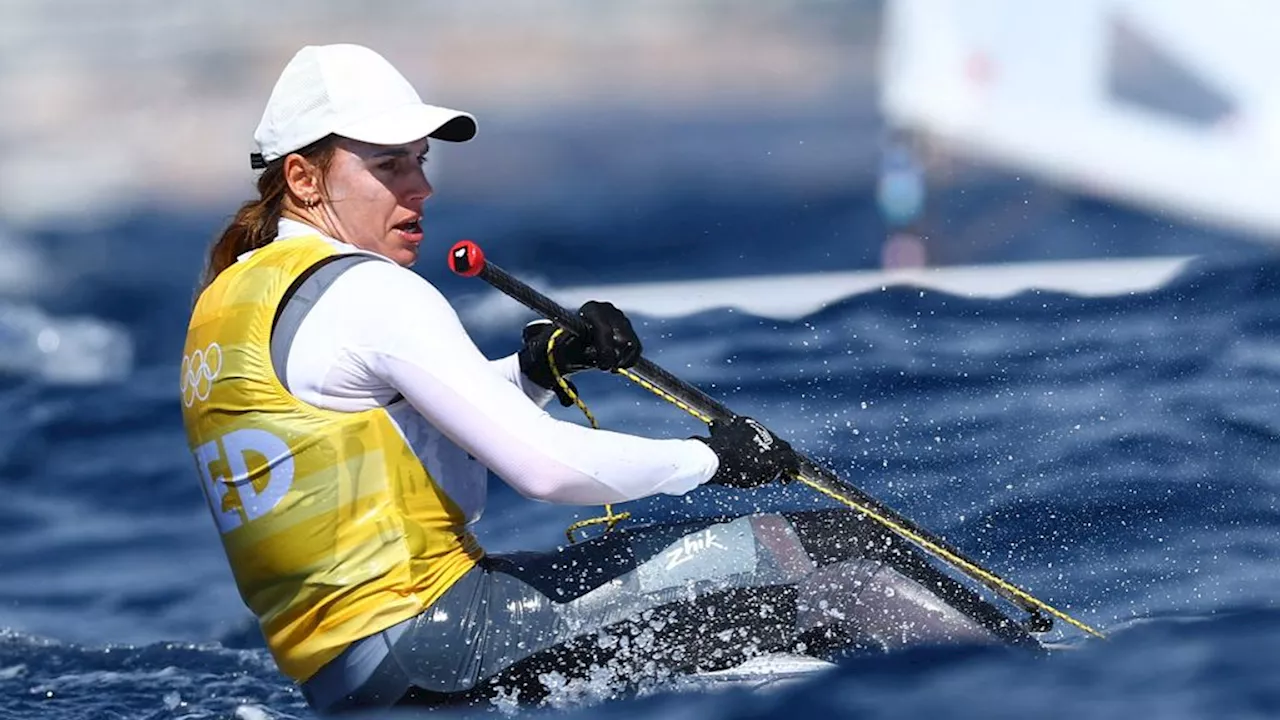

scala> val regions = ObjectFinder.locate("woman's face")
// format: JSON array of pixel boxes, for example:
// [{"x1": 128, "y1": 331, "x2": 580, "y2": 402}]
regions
[{"x1": 312, "y1": 136, "x2": 434, "y2": 267}]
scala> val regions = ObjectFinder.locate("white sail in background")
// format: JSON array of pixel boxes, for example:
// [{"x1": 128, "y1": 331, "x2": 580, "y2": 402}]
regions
[{"x1": 878, "y1": 0, "x2": 1280, "y2": 239}]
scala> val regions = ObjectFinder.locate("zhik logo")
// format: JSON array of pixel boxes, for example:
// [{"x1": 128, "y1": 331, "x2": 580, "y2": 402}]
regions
[
  {"x1": 745, "y1": 418, "x2": 774, "y2": 452},
  {"x1": 664, "y1": 528, "x2": 728, "y2": 570}
]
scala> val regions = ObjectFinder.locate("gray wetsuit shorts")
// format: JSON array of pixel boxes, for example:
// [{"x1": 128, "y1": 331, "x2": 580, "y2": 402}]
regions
[{"x1": 301, "y1": 508, "x2": 1035, "y2": 714}]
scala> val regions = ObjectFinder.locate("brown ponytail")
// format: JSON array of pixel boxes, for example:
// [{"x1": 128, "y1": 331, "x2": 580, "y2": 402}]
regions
[{"x1": 200, "y1": 137, "x2": 338, "y2": 290}]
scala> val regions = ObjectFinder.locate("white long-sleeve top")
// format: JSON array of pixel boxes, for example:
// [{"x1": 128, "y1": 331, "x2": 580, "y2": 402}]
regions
[{"x1": 250, "y1": 219, "x2": 718, "y2": 524}]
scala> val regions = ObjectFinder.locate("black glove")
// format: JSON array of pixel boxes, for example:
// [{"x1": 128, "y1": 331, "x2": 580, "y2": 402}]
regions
[
  {"x1": 519, "y1": 301, "x2": 643, "y2": 406},
  {"x1": 694, "y1": 416, "x2": 799, "y2": 488}
]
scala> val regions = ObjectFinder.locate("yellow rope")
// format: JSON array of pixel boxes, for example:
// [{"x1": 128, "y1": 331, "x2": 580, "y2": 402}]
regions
[
  {"x1": 614, "y1": 368, "x2": 1105, "y2": 639},
  {"x1": 617, "y1": 367, "x2": 714, "y2": 423},
  {"x1": 547, "y1": 328, "x2": 631, "y2": 543}
]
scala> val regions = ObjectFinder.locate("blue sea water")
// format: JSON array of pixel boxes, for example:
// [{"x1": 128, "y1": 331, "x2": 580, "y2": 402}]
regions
[{"x1": 2, "y1": 167, "x2": 1280, "y2": 720}]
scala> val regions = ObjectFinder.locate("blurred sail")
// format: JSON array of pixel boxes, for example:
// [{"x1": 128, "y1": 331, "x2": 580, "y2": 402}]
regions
[{"x1": 879, "y1": 0, "x2": 1280, "y2": 239}]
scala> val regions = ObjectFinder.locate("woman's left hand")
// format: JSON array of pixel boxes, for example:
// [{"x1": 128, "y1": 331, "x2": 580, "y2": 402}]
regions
[
  {"x1": 518, "y1": 301, "x2": 642, "y2": 404},
  {"x1": 572, "y1": 300, "x2": 642, "y2": 371}
]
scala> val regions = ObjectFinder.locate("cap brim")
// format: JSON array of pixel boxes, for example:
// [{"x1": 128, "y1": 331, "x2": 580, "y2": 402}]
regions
[{"x1": 336, "y1": 103, "x2": 477, "y2": 145}]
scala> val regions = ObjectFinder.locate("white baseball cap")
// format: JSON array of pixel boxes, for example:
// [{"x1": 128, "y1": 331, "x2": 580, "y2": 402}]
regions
[{"x1": 250, "y1": 43, "x2": 476, "y2": 169}]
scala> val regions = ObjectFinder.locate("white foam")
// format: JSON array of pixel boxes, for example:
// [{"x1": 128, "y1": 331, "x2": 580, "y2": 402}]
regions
[
  {"x1": 461, "y1": 256, "x2": 1195, "y2": 326},
  {"x1": 697, "y1": 652, "x2": 834, "y2": 679},
  {"x1": 0, "y1": 227, "x2": 49, "y2": 296},
  {"x1": 233, "y1": 705, "x2": 275, "y2": 720},
  {"x1": 0, "y1": 302, "x2": 133, "y2": 384},
  {"x1": 653, "y1": 652, "x2": 836, "y2": 698}
]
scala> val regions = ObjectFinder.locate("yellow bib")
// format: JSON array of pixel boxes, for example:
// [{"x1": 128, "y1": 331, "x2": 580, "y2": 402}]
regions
[{"x1": 180, "y1": 236, "x2": 483, "y2": 681}]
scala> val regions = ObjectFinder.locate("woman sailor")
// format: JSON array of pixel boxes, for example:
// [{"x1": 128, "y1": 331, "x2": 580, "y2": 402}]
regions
[{"x1": 180, "y1": 43, "x2": 1026, "y2": 715}]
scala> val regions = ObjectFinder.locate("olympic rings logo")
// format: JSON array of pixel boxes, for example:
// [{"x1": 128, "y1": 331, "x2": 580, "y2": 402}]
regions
[{"x1": 180, "y1": 342, "x2": 223, "y2": 407}]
